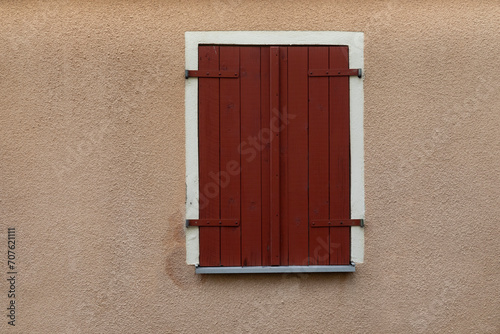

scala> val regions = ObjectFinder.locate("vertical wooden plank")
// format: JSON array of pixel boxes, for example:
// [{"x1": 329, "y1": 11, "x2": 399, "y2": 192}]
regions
[
  {"x1": 279, "y1": 47, "x2": 289, "y2": 266},
  {"x1": 329, "y1": 46, "x2": 351, "y2": 265},
  {"x1": 287, "y1": 46, "x2": 309, "y2": 265},
  {"x1": 198, "y1": 45, "x2": 221, "y2": 266},
  {"x1": 308, "y1": 47, "x2": 330, "y2": 265},
  {"x1": 260, "y1": 47, "x2": 271, "y2": 266},
  {"x1": 219, "y1": 46, "x2": 241, "y2": 267},
  {"x1": 269, "y1": 47, "x2": 281, "y2": 265},
  {"x1": 240, "y1": 47, "x2": 262, "y2": 266}
]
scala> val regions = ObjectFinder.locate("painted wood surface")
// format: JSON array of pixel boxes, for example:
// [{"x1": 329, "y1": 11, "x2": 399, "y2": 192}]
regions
[
  {"x1": 240, "y1": 47, "x2": 262, "y2": 266},
  {"x1": 329, "y1": 46, "x2": 351, "y2": 265},
  {"x1": 198, "y1": 45, "x2": 221, "y2": 266},
  {"x1": 219, "y1": 46, "x2": 241, "y2": 266},
  {"x1": 308, "y1": 46, "x2": 330, "y2": 265},
  {"x1": 197, "y1": 45, "x2": 351, "y2": 267}
]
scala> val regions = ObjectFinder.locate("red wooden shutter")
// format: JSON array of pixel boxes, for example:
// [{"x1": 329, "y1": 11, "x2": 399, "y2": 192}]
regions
[{"x1": 197, "y1": 45, "x2": 352, "y2": 267}]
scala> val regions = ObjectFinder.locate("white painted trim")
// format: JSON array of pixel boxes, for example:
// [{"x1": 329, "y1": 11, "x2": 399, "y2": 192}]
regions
[
  {"x1": 185, "y1": 31, "x2": 365, "y2": 265},
  {"x1": 185, "y1": 60, "x2": 199, "y2": 265}
]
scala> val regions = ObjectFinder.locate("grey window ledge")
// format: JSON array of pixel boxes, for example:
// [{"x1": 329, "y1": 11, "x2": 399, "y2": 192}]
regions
[{"x1": 195, "y1": 265, "x2": 355, "y2": 274}]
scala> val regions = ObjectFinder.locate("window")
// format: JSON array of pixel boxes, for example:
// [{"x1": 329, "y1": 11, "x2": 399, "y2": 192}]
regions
[{"x1": 185, "y1": 32, "x2": 364, "y2": 273}]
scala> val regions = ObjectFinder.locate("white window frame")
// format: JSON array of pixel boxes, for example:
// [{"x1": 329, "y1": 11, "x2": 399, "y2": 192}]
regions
[{"x1": 185, "y1": 31, "x2": 365, "y2": 267}]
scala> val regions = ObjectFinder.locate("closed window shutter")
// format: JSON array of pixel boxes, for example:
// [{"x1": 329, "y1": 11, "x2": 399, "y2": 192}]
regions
[{"x1": 197, "y1": 45, "x2": 352, "y2": 267}]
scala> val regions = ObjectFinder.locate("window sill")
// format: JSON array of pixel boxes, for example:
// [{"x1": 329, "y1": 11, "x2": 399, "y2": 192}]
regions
[{"x1": 195, "y1": 265, "x2": 356, "y2": 274}]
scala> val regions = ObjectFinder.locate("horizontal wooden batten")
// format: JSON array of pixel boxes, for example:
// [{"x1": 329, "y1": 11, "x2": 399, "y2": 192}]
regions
[
  {"x1": 185, "y1": 70, "x2": 239, "y2": 78},
  {"x1": 308, "y1": 68, "x2": 362, "y2": 78},
  {"x1": 186, "y1": 219, "x2": 240, "y2": 227},
  {"x1": 310, "y1": 219, "x2": 364, "y2": 227}
]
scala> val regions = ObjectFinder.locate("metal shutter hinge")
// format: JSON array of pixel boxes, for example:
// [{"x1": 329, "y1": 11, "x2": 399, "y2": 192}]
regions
[
  {"x1": 185, "y1": 70, "x2": 239, "y2": 79},
  {"x1": 308, "y1": 68, "x2": 362, "y2": 78},
  {"x1": 310, "y1": 219, "x2": 364, "y2": 227},
  {"x1": 186, "y1": 219, "x2": 240, "y2": 227}
]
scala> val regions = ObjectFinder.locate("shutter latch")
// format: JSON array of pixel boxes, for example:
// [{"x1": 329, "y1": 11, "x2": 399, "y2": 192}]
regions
[{"x1": 185, "y1": 70, "x2": 239, "y2": 79}]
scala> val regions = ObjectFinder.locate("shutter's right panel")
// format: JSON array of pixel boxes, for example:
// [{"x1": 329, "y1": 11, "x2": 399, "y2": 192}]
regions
[{"x1": 329, "y1": 46, "x2": 351, "y2": 265}]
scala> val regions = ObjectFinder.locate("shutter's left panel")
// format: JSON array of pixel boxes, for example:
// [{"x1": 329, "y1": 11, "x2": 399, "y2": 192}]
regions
[{"x1": 198, "y1": 46, "x2": 242, "y2": 267}]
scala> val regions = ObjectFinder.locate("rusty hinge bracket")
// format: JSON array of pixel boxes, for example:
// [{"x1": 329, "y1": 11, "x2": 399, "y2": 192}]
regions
[
  {"x1": 185, "y1": 70, "x2": 239, "y2": 79},
  {"x1": 308, "y1": 69, "x2": 362, "y2": 78},
  {"x1": 310, "y1": 219, "x2": 364, "y2": 227},
  {"x1": 186, "y1": 219, "x2": 240, "y2": 227}
]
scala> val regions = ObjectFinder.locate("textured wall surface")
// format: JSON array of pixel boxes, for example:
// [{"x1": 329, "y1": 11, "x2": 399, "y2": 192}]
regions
[{"x1": 1, "y1": 1, "x2": 499, "y2": 333}]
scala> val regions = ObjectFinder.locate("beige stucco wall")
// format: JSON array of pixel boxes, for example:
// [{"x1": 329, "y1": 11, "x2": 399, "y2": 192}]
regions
[{"x1": 1, "y1": 1, "x2": 499, "y2": 333}]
